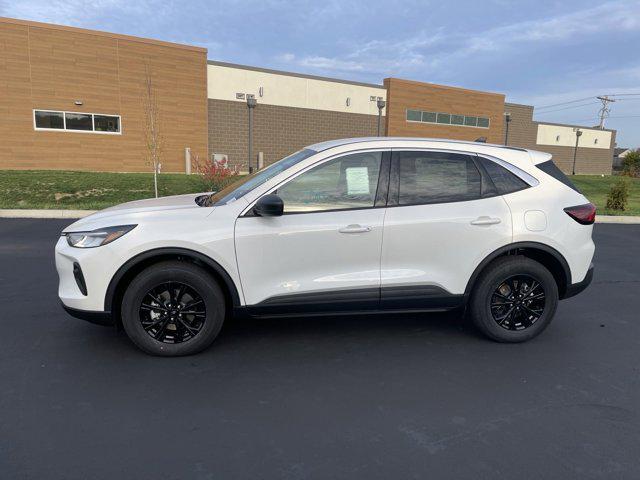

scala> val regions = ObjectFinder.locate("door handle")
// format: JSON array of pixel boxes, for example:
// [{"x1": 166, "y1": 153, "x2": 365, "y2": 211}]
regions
[
  {"x1": 339, "y1": 224, "x2": 372, "y2": 234},
  {"x1": 470, "y1": 216, "x2": 502, "y2": 226}
]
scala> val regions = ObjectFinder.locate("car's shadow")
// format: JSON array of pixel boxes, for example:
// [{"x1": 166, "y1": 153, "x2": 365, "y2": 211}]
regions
[{"x1": 88, "y1": 308, "x2": 484, "y2": 358}]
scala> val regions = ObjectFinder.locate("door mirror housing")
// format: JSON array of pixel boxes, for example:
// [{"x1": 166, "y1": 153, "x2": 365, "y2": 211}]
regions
[{"x1": 253, "y1": 194, "x2": 284, "y2": 217}]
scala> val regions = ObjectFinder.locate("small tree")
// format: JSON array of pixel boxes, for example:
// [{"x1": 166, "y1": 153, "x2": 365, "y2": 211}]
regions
[
  {"x1": 142, "y1": 63, "x2": 163, "y2": 198},
  {"x1": 622, "y1": 150, "x2": 640, "y2": 178},
  {"x1": 192, "y1": 154, "x2": 240, "y2": 192},
  {"x1": 605, "y1": 177, "x2": 629, "y2": 211}
]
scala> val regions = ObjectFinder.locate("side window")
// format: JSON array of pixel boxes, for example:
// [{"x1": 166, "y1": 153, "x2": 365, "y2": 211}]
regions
[
  {"x1": 478, "y1": 157, "x2": 529, "y2": 195},
  {"x1": 277, "y1": 152, "x2": 382, "y2": 213},
  {"x1": 395, "y1": 151, "x2": 482, "y2": 205}
]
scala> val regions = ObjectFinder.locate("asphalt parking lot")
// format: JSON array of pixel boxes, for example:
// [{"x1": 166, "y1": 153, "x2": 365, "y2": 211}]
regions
[{"x1": 1, "y1": 219, "x2": 639, "y2": 479}]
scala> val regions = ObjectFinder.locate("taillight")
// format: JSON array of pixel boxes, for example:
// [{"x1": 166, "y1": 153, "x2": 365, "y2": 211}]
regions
[{"x1": 564, "y1": 203, "x2": 596, "y2": 225}]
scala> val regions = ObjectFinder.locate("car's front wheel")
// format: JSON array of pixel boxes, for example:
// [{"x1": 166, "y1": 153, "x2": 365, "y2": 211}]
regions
[
  {"x1": 121, "y1": 261, "x2": 226, "y2": 356},
  {"x1": 469, "y1": 256, "x2": 559, "y2": 342}
]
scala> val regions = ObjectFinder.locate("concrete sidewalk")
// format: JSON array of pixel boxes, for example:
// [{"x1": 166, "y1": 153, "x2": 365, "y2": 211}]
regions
[
  {"x1": 1, "y1": 208, "x2": 640, "y2": 224},
  {"x1": 0, "y1": 209, "x2": 97, "y2": 219}
]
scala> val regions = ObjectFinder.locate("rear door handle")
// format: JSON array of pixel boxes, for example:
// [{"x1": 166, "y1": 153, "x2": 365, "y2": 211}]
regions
[
  {"x1": 470, "y1": 216, "x2": 502, "y2": 226},
  {"x1": 339, "y1": 224, "x2": 372, "y2": 234}
]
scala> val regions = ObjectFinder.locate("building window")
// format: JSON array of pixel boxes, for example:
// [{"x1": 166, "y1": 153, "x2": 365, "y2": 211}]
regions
[
  {"x1": 436, "y1": 113, "x2": 451, "y2": 124},
  {"x1": 464, "y1": 116, "x2": 477, "y2": 127},
  {"x1": 406, "y1": 109, "x2": 490, "y2": 128},
  {"x1": 407, "y1": 110, "x2": 422, "y2": 122},
  {"x1": 33, "y1": 110, "x2": 122, "y2": 134},
  {"x1": 94, "y1": 115, "x2": 121, "y2": 133},
  {"x1": 65, "y1": 113, "x2": 93, "y2": 131},
  {"x1": 422, "y1": 111, "x2": 437, "y2": 123},
  {"x1": 34, "y1": 110, "x2": 64, "y2": 129}
]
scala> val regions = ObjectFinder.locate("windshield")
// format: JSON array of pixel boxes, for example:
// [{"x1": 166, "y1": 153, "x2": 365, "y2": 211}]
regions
[{"x1": 208, "y1": 149, "x2": 317, "y2": 206}]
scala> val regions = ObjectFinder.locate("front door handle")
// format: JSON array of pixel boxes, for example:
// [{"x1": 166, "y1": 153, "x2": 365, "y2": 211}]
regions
[
  {"x1": 339, "y1": 224, "x2": 372, "y2": 234},
  {"x1": 470, "y1": 216, "x2": 502, "y2": 226}
]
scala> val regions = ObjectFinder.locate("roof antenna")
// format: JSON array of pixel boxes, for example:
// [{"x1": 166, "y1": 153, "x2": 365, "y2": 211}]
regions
[{"x1": 475, "y1": 136, "x2": 487, "y2": 143}]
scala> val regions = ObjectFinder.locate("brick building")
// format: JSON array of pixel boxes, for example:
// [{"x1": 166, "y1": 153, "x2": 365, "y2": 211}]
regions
[{"x1": 0, "y1": 17, "x2": 616, "y2": 175}]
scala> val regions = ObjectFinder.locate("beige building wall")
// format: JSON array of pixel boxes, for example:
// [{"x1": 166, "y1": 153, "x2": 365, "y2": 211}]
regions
[
  {"x1": 207, "y1": 61, "x2": 386, "y2": 116},
  {"x1": 207, "y1": 62, "x2": 386, "y2": 169},
  {"x1": 0, "y1": 17, "x2": 208, "y2": 172},
  {"x1": 536, "y1": 124, "x2": 612, "y2": 149},
  {"x1": 504, "y1": 103, "x2": 615, "y2": 175}
]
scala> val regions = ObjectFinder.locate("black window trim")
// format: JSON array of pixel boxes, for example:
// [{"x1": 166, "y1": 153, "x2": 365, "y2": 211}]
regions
[
  {"x1": 388, "y1": 149, "x2": 541, "y2": 208},
  {"x1": 475, "y1": 153, "x2": 539, "y2": 188},
  {"x1": 241, "y1": 148, "x2": 392, "y2": 217},
  {"x1": 389, "y1": 148, "x2": 490, "y2": 207}
]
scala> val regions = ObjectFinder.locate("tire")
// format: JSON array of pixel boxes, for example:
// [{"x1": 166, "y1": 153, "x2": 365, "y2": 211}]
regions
[
  {"x1": 469, "y1": 256, "x2": 558, "y2": 343},
  {"x1": 121, "y1": 261, "x2": 226, "y2": 356}
]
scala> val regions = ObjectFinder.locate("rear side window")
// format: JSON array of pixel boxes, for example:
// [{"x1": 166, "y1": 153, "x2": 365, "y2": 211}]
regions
[
  {"x1": 395, "y1": 151, "x2": 482, "y2": 205},
  {"x1": 478, "y1": 157, "x2": 529, "y2": 195},
  {"x1": 536, "y1": 160, "x2": 581, "y2": 193}
]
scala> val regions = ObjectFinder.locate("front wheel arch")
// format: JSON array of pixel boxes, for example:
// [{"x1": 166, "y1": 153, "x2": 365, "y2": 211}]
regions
[
  {"x1": 464, "y1": 242, "x2": 571, "y2": 301},
  {"x1": 105, "y1": 248, "x2": 241, "y2": 322}
]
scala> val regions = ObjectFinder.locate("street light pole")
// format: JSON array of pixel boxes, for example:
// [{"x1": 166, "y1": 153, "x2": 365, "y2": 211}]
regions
[
  {"x1": 376, "y1": 99, "x2": 386, "y2": 136},
  {"x1": 572, "y1": 129, "x2": 582, "y2": 175},
  {"x1": 247, "y1": 96, "x2": 257, "y2": 173},
  {"x1": 504, "y1": 112, "x2": 511, "y2": 145}
]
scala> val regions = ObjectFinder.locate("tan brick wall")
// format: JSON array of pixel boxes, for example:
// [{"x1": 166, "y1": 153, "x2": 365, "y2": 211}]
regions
[
  {"x1": 207, "y1": 99, "x2": 384, "y2": 169},
  {"x1": 384, "y1": 78, "x2": 506, "y2": 144},
  {"x1": 503, "y1": 103, "x2": 537, "y2": 148},
  {"x1": 0, "y1": 17, "x2": 208, "y2": 172},
  {"x1": 504, "y1": 103, "x2": 614, "y2": 175}
]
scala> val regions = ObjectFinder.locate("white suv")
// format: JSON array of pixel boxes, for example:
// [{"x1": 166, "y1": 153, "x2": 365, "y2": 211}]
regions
[{"x1": 56, "y1": 137, "x2": 595, "y2": 356}]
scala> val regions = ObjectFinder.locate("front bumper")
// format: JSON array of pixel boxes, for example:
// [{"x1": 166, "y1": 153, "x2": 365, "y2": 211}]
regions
[
  {"x1": 61, "y1": 302, "x2": 114, "y2": 326},
  {"x1": 56, "y1": 236, "x2": 122, "y2": 312},
  {"x1": 562, "y1": 263, "x2": 594, "y2": 299}
]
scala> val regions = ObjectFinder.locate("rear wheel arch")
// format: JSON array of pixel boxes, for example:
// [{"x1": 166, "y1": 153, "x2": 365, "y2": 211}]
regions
[
  {"x1": 464, "y1": 242, "x2": 571, "y2": 300},
  {"x1": 105, "y1": 248, "x2": 241, "y2": 321}
]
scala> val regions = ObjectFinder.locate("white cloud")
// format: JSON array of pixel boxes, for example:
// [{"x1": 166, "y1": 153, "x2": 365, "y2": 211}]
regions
[{"x1": 275, "y1": 0, "x2": 640, "y2": 78}]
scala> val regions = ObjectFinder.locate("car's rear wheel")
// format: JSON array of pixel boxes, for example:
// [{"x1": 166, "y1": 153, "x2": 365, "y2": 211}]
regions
[
  {"x1": 121, "y1": 261, "x2": 225, "y2": 356},
  {"x1": 469, "y1": 256, "x2": 558, "y2": 342}
]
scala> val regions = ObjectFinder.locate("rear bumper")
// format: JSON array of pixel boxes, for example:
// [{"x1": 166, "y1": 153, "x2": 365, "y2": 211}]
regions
[
  {"x1": 562, "y1": 263, "x2": 594, "y2": 299},
  {"x1": 61, "y1": 302, "x2": 114, "y2": 326}
]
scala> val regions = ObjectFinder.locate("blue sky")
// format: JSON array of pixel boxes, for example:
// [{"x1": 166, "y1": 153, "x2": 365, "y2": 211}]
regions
[{"x1": 3, "y1": 0, "x2": 639, "y2": 146}]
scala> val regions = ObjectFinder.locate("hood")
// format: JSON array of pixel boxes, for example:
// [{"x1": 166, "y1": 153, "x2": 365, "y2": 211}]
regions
[
  {"x1": 100, "y1": 193, "x2": 207, "y2": 213},
  {"x1": 63, "y1": 193, "x2": 211, "y2": 232}
]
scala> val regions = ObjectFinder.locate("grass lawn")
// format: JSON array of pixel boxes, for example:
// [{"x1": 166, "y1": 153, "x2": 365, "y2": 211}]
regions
[
  {"x1": 0, "y1": 170, "x2": 639, "y2": 215},
  {"x1": 573, "y1": 175, "x2": 640, "y2": 216},
  {"x1": 0, "y1": 170, "x2": 210, "y2": 210}
]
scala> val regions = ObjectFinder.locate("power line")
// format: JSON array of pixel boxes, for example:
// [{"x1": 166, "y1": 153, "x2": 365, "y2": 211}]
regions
[
  {"x1": 535, "y1": 101, "x2": 600, "y2": 114},
  {"x1": 535, "y1": 97, "x2": 594, "y2": 110}
]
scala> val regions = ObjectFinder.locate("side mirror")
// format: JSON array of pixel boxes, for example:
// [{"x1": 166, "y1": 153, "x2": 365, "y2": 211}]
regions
[{"x1": 253, "y1": 194, "x2": 284, "y2": 217}]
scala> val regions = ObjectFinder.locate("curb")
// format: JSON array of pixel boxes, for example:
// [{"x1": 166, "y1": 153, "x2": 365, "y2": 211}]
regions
[
  {"x1": 596, "y1": 215, "x2": 640, "y2": 224},
  {"x1": 0, "y1": 209, "x2": 97, "y2": 219},
  {"x1": 1, "y1": 209, "x2": 640, "y2": 224}
]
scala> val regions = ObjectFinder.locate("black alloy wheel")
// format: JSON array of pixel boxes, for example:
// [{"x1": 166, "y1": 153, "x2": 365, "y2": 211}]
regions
[
  {"x1": 469, "y1": 256, "x2": 558, "y2": 343},
  {"x1": 139, "y1": 282, "x2": 206, "y2": 344},
  {"x1": 490, "y1": 275, "x2": 546, "y2": 331}
]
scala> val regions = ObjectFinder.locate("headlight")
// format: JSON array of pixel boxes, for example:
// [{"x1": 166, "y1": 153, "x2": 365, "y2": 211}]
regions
[{"x1": 65, "y1": 225, "x2": 136, "y2": 248}]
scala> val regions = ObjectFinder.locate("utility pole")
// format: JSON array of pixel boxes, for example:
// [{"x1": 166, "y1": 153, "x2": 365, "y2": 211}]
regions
[
  {"x1": 247, "y1": 95, "x2": 257, "y2": 173},
  {"x1": 504, "y1": 112, "x2": 511, "y2": 145},
  {"x1": 596, "y1": 96, "x2": 616, "y2": 129},
  {"x1": 572, "y1": 129, "x2": 582, "y2": 175},
  {"x1": 376, "y1": 98, "x2": 386, "y2": 136}
]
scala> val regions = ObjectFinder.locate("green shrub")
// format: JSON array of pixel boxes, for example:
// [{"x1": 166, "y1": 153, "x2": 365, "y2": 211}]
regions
[
  {"x1": 605, "y1": 178, "x2": 629, "y2": 211},
  {"x1": 622, "y1": 150, "x2": 640, "y2": 177}
]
